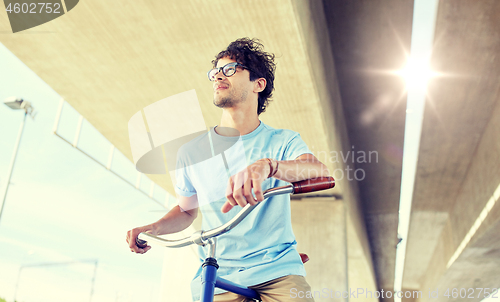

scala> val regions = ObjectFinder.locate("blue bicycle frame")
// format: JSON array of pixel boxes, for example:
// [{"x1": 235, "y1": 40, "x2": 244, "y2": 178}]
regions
[
  {"x1": 199, "y1": 238, "x2": 261, "y2": 301},
  {"x1": 137, "y1": 177, "x2": 335, "y2": 302}
]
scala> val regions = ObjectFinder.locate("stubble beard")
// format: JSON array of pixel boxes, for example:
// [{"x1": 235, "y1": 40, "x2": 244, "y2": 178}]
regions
[
  {"x1": 213, "y1": 90, "x2": 248, "y2": 109},
  {"x1": 213, "y1": 95, "x2": 235, "y2": 109}
]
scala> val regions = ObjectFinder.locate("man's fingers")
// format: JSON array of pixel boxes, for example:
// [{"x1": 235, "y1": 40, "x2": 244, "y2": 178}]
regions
[
  {"x1": 233, "y1": 188, "x2": 247, "y2": 207},
  {"x1": 225, "y1": 177, "x2": 237, "y2": 207},
  {"x1": 127, "y1": 228, "x2": 152, "y2": 254},
  {"x1": 252, "y1": 178, "x2": 265, "y2": 202},
  {"x1": 224, "y1": 167, "x2": 268, "y2": 212},
  {"x1": 137, "y1": 246, "x2": 151, "y2": 254},
  {"x1": 221, "y1": 200, "x2": 234, "y2": 213},
  {"x1": 126, "y1": 230, "x2": 133, "y2": 245},
  {"x1": 127, "y1": 231, "x2": 137, "y2": 249},
  {"x1": 232, "y1": 172, "x2": 248, "y2": 208},
  {"x1": 244, "y1": 175, "x2": 257, "y2": 205}
]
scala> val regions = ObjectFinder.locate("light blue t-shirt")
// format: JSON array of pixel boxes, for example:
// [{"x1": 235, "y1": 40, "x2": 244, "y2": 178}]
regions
[{"x1": 174, "y1": 121, "x2": 312, "y2": 301}]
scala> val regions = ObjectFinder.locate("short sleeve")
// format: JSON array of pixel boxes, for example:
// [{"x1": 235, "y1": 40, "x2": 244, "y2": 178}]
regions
[{"x1": 282, "y1": 132, "x2": 313, "y2": 160}]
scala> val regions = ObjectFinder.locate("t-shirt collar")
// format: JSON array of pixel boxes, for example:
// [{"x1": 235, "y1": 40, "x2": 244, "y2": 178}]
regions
[{"x1": 212, "y1": 121, "x2": 263, "y2": 140}]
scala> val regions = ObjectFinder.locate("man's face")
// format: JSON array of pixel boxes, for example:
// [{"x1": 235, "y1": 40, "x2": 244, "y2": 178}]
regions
[{"x1": 212, "y1": 57, "x2": 254, "y2": 109}]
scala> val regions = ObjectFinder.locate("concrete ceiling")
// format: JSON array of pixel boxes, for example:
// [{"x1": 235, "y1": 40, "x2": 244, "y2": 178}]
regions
[
  {"x1": 1, "y1": 0, "x2": 499, "y2": 299},
  {"x1": 0, "y1": 0, "x2": 338, "y2": 197}
]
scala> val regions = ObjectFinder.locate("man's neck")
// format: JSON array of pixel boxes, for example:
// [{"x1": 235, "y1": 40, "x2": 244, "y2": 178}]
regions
[{"x1": 218, "y1": 109, "x2": 260, "y2": 136}]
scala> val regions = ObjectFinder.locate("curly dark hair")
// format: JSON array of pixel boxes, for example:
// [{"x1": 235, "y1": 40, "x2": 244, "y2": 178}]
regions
[{"x1": 212, "y1": 38, "x2": 276, "y2": 115}]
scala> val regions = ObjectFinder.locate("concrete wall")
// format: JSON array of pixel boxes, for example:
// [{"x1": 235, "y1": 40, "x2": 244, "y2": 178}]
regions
[{"x1": 292, "y1": 198, "x2": 347, "y2": 301}]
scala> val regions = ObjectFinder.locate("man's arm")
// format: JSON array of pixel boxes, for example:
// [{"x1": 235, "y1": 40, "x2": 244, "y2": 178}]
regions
[
  {"x1": 221, "y1": 153, "x2": 329, "y2": 213},
  {"x1": 126, "y1": 194, "x2": 199, "y2": 253},
  {"x1": 273, "y1": 153, "x2": 330, "y2": 183}
]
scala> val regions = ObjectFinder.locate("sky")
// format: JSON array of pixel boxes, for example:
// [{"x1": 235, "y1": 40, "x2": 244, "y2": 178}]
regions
[
  {"x1": 393, "y1": 0, "x2": 439, "y2": 296},
  {"x1": 0, "y1": 42, "x2": 170, "y2": 302}
]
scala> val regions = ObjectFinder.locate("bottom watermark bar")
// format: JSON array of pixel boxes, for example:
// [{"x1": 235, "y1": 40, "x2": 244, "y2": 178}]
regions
[
  {"x1": 290, "y1": 287, "x2": 500, "y2": 299},
  {"x1": 290, "y1": 288, "x2": 423, "y2": 299}
]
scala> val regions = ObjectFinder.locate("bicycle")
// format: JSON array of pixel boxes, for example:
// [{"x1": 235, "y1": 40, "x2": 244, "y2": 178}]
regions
[{"x1": 136, "y1": 176, "x2": 335, "y2": 302}]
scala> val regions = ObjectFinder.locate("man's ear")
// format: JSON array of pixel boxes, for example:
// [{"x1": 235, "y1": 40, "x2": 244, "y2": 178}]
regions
[{"x1": 253, "y1": 78, "x2": 267, "y2": 93}]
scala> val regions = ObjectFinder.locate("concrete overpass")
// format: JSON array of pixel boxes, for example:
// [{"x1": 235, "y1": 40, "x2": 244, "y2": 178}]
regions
[{"x1": 1, "y1": 0, "x2": 499, "y2": 301}]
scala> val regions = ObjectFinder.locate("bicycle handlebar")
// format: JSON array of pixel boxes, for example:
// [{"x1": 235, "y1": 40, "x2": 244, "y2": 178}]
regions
[{"x1": 137, "y1": 176, "x2": 334, "y2": 249}]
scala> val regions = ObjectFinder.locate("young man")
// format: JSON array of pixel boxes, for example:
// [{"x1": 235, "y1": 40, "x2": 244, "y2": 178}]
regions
[{"x1": 127, "y1": 38, "x2": 329, "y2": 302}]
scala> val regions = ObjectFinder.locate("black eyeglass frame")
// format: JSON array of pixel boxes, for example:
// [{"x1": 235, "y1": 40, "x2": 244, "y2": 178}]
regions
[{"x1": 207, "y1": 62, "x2": 253, "y2": 81}]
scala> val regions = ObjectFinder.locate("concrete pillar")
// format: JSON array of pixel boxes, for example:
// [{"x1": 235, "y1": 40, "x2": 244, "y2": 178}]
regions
[{"x1": 292, "y1": 198, "x2": 347, "y2": 302}]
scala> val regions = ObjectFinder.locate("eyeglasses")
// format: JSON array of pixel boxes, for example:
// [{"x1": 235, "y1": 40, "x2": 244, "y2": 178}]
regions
[{"x1": 207, "y1": 62, "x2": 251, "y2": 81}]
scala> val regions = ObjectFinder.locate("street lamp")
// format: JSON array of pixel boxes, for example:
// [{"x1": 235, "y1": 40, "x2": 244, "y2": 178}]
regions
[{"x1": 0, "y1": 97, "x2": 36, "y2": 226}]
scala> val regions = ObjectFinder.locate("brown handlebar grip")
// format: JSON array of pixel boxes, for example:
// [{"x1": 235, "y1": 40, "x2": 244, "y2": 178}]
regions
[
  {"x1": 292, "y1": 177, "x2": 335, "y2": 194},
  {"x1": 136, "y1": 237, "x2": 148, "y2": 248}
]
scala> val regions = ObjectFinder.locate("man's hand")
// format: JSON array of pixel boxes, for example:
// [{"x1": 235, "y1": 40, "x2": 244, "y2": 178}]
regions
[
  {"x1": 220, "y1": 154, "x2": 330, "y2": 213},
  {"x1": 126, "y1": 201, "x2": 199, "y2": 255},
  {"x1": 221, "y1": 159, "x2": 272, "y2": 213},
  {"x1": 126, "y1": 225, "x2": 156, "y2": 254}
]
